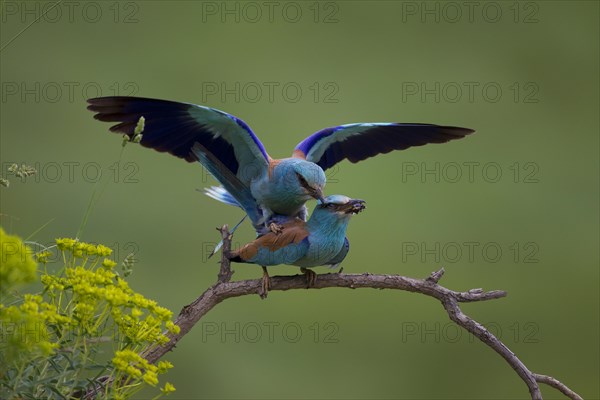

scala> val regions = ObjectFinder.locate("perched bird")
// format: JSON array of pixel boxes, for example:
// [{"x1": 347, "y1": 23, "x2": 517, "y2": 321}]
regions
[
  {"x1": 191, "y1": 144, "x2": 355, "y2": 294},
  {"x1": 228, "y1": 195, "x2": 366, "y2": 297},
  {"x1": 87, "y1": 96, "x2": 474, "y2": 224}
]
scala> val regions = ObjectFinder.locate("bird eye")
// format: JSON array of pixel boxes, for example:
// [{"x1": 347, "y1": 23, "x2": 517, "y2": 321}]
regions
[{"x1": 326, "y1": 203, "x2": 335, "y2": 208}]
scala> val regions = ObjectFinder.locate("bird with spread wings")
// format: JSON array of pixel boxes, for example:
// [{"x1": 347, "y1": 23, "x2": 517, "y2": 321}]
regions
[{"x1": 87, "y1": 96, "x2": 474, "y2": 229}]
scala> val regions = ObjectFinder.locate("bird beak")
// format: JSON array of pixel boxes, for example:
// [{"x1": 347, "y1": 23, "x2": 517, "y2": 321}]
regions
[
  {"x1": 344, "y1": 199, "x2": 366, "y2": 215},
  {"x1": 313, "y1": 186, "x2": 326, "y2": 203}
]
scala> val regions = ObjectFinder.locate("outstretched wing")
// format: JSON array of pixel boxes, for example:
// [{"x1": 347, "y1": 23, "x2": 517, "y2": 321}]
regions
[
  {"x1": 293, "y1": 123, "x2": 474, "y2": 170},
  {"x1": 87, "y1": 96, "x2": 270, "y2": 185}
]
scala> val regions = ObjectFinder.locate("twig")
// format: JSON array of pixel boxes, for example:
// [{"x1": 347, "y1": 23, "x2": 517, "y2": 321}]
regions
[
  {"x1": 135, "y1": 225, "x2": 581, "y2": 400},
  {"x1": 216, "y1": 225, "x2": 233, "y2": 283},
  {"x1": 534, "y1": 374, "x2": 584, "y2": 400}
]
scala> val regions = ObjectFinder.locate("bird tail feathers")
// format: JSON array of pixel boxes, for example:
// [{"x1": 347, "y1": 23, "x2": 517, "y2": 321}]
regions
[
  {"x1": 204, "y1": 186, "x2": 241, "y2": 208},
  {"x1": 190, "y1": 142, "x2": 262, "y2": 226}
]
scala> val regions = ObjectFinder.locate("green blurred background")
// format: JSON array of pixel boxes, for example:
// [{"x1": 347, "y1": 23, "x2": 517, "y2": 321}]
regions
[{"x1": 1, "y1": 1, "x2": 598, "y2": 398}]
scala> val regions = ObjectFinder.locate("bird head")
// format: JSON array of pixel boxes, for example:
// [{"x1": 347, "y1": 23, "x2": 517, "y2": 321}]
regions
[
  {"x1": 292, "y1": 161, "x2": 326, "y2": 202},
  {"x1": 317, "y1": 195, "x2": 366, "y2": 218}
]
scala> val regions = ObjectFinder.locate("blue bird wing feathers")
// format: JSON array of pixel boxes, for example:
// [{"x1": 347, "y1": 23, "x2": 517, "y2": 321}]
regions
[
  {"x1": 325, "y1": 236, "x2": 349, "y2": 268},
  {"x1": 293, "y1": 123, "x2": 474, "y2": 170},
  {"x1": 204, "y1": 186, "x2": 241, "y2": 208},
  {"x1": 87, "y1": 96, "x2": 270, "y2": 186},
  {"x1": 190, "y1": 142, "x2": 263, "y2": 226}
]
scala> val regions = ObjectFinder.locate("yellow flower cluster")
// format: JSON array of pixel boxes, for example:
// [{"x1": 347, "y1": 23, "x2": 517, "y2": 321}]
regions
[
  {"x1": 112, "y1": 349, "x2": 174, "y2": 389},
  {"x1": 0, "y1": 227, "x2": 37, "y2": 294},
  {"x1": 55, "y1": 238, "x2": 112, "y2": 258},
  {"x1": 41, "y1": 238, "x2": 181, "y2": 343},
  {"x1": 0, "y1": 229, "x2": 57, "y2": 363},
  {"x1": 54, "y1": 237, "x2": 179, "y2": 395},
  {"x1": 161, "y1": 382, "x2": 176, "y2": 394},
  {"x1": 35, "y1": 250, "x2": 52, "y2": 264},
  {"x1": 0, "y1": 295, "x2": 59, "y2": 362},
  {"x1": 1, "y1": 231, "x2": 178, "y2": 398}
]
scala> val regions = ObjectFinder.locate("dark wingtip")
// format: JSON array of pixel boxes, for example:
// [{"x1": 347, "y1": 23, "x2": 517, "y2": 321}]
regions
[
  {"x1": 86, "y1": 96, "x2": 118, "y2": 105},
  {"x1": 457, "y1": 127, "x2": 476, "y2": 135},
  {"x1": 433, "y1": 125, "x2": 476, "y2": 139},
  {"x1": 430, "y1": 124, "x2": 475, "y2": 137}
]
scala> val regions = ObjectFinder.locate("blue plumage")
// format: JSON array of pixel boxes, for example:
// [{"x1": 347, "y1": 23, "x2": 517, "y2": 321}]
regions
[
  {"x1": 294, "y1": 123, "x2": 474, "y2": 170},
  {"x1": 88, "y1": 96, "x2": 473, "y2": 289},
  {"x1": 229, "y1": 195, "x2": 365, "y2": 295},
  {"x1": 88, "y1": 96, "x2": 269, "y2": 181},
  {"x1": 231, "y1": 195, "x2": 362, "y2": 268},
  {"x1": 88, "y1": 96, "x2": 474, "y2": 226}
]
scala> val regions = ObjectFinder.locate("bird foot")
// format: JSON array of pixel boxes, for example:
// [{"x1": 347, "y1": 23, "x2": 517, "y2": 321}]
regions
[
  {"x1": 259, "y1": 266, "x2": 271, "y2": 299},
  {"x1": 268, "y1": 222, "x2": 284, "y2": 234},
  {"x1": 300, "y1": 267, "x2": 317, "y2": 288}
]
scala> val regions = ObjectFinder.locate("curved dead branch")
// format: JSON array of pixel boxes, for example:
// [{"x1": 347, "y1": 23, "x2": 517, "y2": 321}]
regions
[{"x1": 137, "y1": 226, "x2": 583, "y2": 400}]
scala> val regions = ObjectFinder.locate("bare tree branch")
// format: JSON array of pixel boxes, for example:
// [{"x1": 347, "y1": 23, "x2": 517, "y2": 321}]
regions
[
  {"x1": 137, "y1": 225, "x2": 582, "y2": 400},
  {"x1": 216, "y1": 225, "x2": 233, "y2": 283},
  {"x1": 534, "y1": 374, "x2": 584, "y2": 400}
]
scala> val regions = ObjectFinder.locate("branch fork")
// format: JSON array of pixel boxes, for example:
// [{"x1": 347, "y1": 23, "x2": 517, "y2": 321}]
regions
[{"x1": 138, "y1": 225, "x2": 582, "y2": 400}]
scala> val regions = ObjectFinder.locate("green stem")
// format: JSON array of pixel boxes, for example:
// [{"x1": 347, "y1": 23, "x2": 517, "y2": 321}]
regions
[{"x1": 75, "y1": 146, "x2": 126, "y2": 240}]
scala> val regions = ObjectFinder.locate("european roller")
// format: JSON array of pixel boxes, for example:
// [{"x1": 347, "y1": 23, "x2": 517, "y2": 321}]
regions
[
  {"x1": 87, "y1": 96, "x2": 474, "y2": 225},
  {"x1": 228, "y1": 195, "x2": 366, "y2": 296},
  {"x1": 189, "y1": 144, "x2": 356, "y2": 295}
]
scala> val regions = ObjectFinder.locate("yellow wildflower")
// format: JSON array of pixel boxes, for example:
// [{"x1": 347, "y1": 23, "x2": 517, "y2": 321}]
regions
[
  {"x1": 161, "y1": 382, "x2": 176, "y2": 394},
  {"x1": 143, "y1": 370, "x2": 159, "y2": 386},
  {"x1": 131, "y1": 307, "x2": 143, "y2": 319},
  {"x1": 102, "y1": 258, "x2": 117, "y2": 269},
  {"x1": 0, "y1": 228, "x2": 38, "y2": 293},
  {"x1": 55, "y1": 238, "x2": 76, "y2": 251},
  {"x1": 3, "y1": 235, "x2": 177, "y2": 399},
  {"x1": 166, "y1": 321, "x2": 181, "y2": 334},
  {"x1": 157, "y1": 361, "x2": 174, "y2": 373},
  {"x1": 96, "y1": 244, "x2": 113, "y2": 257},
  {"x1": 35, "y1": 250, "x2": 52, "y2": 264}
]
